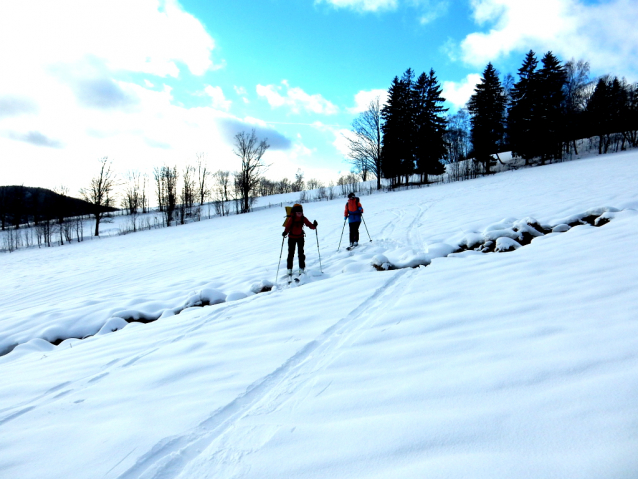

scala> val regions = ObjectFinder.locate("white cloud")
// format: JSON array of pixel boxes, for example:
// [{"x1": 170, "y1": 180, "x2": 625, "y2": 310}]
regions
[
  {"x1": 316, "y1": 0, "x2": 398, "y2": 12},
  {"x1": 412, "y1": 0, "x2": 450, "y2": 24},
  {"x1": 0, "y1": 0, "x2": 217, "y2": 79},
  {"x1": 0, "y1": 1, "x2": 282, "y2": 194},
  {"x1": 459, "y1": 0, "x2": 638, "y2": 79},
  {"x1": 349, "y1": 89, "x2": 389, "y2": 113},
  {"x1": 333, "y1": 128, "x2": 354, "y2": 157},
  {"x1": 205, "y1": 86, "x2": 232, "y2": 111},
  {"x1": 256, "y1": 81, "x2": 339, "y2": 115},
  {"x1": 442, "y1": 73, "x2": 482, "y2": 110},
  {"x1": 317, "y1": 0, "x2": 451, "y2": 22}
]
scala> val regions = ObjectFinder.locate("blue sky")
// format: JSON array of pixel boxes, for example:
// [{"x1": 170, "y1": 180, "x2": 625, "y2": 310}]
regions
[{"x1": 1, "y1": 0, "x2": 637, "y2": 195}]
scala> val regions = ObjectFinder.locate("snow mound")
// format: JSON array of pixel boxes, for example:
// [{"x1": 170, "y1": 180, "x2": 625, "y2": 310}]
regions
[
  {"x1": 97, "y1": 317, "x2": 129, "y2": 335},
  {"x1": 12, "y1": 338, "x2": 55, "y2": 355},
  {"x1": 226, "y1": 292, "x2": 248, "y2": 302},
  {"x1": 495, "y1": 237, "x2": 522, "y2": 252},
  {"x1": 185, "y1": 288, "x2": 226, "y2": 308},
  {"x1": 552, "y1": 224, "x2": 571, "y2": 233}
]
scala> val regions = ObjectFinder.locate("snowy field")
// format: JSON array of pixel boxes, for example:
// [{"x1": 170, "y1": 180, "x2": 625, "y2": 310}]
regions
[{"x1": 1, "y1": 151, "x2": 638, "y2": 478}]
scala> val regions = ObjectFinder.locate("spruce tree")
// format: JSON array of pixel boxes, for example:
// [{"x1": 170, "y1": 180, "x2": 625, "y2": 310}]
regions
[
  {"x1": 413, "y1": 69, "x2": 448, "y2": 181},
  {"x1": 536, "y1": 52, "x2": 566, "y2": 163},
  {"x1": 508, "y1": 50, "x2": 540, "y2": 165},
  {"x1": 468, "y1": 63, "x2": 506, "y2": 175},
  {"x1": 381, "y1": 69, "x2": 416, "y2": 186}
]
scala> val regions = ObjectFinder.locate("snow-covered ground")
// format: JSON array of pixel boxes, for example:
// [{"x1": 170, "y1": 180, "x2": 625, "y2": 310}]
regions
[{"x1": 1, "y1": 151, "x2": 638, "y2": 479}]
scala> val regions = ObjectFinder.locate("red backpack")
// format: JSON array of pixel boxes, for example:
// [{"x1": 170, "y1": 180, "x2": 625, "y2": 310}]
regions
[{"x1": 347, "y1": 197, "x2": 362, "y2": 213}]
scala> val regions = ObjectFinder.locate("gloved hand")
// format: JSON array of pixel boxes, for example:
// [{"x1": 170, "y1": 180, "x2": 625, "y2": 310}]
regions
[
  {"x1": 313, "y1": 220, "x2": 318, "y2": 227},
  {"x1": 344, "y1": 216, "x2": 347, "y2": 220},
  {"x1": 282, "y1": 231, "x2": 287, "y2": 237}
]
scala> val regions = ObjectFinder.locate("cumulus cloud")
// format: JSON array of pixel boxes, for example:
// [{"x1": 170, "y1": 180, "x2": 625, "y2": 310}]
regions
[
  {"x1": 349, "y1": 89, "x2": 388, "y2": 113},
  {"x1": 442, "y1": 73, "x2": 482, "y2": 110},
  {"x1": 256, "y1": 81, "x2": 339, "y2": 115},
  {"x1": 459, "y1": 0, "x2": 638, "y2": 78},
  {"x1": 205, "y1": 86, "x2": 232, "y2": 111},
  {"x1": 0, "y1": 0, "x2": 235, "y2": 192},
  {"x1": 0, "y1": 0, "x2": 217, "y2": 79}
]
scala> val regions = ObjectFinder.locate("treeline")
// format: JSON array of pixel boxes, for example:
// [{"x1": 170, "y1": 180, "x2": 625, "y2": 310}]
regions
[
  {"x1": 347, "y1": 50, "x2": 638, "y2": 186},
  {"x1": 0, "y1": 185, "x2": 116, "y2": 245}
]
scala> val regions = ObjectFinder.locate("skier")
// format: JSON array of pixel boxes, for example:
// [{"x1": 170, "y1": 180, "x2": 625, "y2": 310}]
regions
[
  {"x1": 344, "y1": 192, "x2": 364, "y2": 249},
  {"x1": 283, "y1": 203, "x2": 318, "y2": 277}
]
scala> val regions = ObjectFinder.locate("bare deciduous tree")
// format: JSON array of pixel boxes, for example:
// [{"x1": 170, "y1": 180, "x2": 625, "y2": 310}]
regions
[
  {"x1": 213, "y1": 170, "x2": 232, "y2": 216},
  {"x1": 233, "y1": 129, "x2": 270, "y2": 213},
  {"x1": 80, "y1": 157, "x2": 117, "y2": 236},
  {"x1": 292, "y1": 169, "x2": 305, "y2": 192},
  {"x1": 154, "y1": 165, "x2": 178, "y2": 227},
  {"x1": 344, "y1": 96, "x2": 383, "y2": 189},
  {"x1": 196, "y1": 153, "x2": 210, "y2": 220},
  {"x1": 122, "y1": 171, "x2": 142, "y2": 232},
  {"x1": 306, "y1": 178, "x2": 323, "y2": 191},
  {"x1": 179, "y1": 165, "x2": 196, "y2": 224}
]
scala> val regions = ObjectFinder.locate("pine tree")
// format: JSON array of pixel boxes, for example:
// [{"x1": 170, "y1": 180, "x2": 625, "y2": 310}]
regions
[
  {"x1": 381, "y1": 69, "x2": 416, "y2": 186},
  {"x1": 508, "y1": 50, "x2": 540, "y2": 164},
  {"x1": 468, "y1": 63, "x2": 506, "y2": 175},
  {"x1": 413, "y1": 69, "x2": 448, "y2": 182},
  {"x1": 536, "y1": 52, "x2": 566, "y2": 163}
]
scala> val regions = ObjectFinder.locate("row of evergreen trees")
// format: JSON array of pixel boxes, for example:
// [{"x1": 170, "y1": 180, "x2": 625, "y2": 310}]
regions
[
  {"x1": 377, "y1": 50, "x2": 638, "y2": 184},
  {"x1": 381, "y1": 69, "x2": 448, "y2": 186}
]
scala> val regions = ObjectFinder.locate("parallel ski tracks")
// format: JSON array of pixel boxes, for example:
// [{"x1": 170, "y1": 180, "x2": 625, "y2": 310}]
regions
[{"x1": 111, "y1": 268, "x2": 415, "y2": 479}]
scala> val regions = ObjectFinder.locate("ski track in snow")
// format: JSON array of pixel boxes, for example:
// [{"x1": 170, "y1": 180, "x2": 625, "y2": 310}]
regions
[{"x1": 111, "y1": 269, "x2": 413, "y2": 479}]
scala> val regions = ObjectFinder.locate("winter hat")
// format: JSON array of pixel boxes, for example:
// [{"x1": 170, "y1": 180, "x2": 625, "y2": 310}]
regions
[
  {"x1": 291, "y1": 203, "x2": 303, "y2": 214},
  {"x1": 347, "y1": 192, "x2": 355, "y2": 198}
]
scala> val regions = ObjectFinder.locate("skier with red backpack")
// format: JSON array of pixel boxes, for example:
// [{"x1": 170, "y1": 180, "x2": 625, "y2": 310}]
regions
[
  {"x1": 282, "y1": 203, "x2": 317, "y2": 278},
  {"x1": 344, "y1": 192, "x2": 364, "y2": 249}
]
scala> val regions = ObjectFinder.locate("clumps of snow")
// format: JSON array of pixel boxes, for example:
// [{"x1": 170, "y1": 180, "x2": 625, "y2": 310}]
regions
[
  {"x1": 459, "y1": 233, "x2": 483, "y2": 249},
  {"x1": 455, "y1": 209, "x2": 614, "y2": 256},
  {"x1": 595, "y1": 210, "x2": 616, "y2": 226},
  {"x1": 371, "y1": 254, "x2": 394, "y2": 271},
  {"x1": 184, "y1": 288, "x2": 226, "y2": 308},
  {"x1": 2, "y1": 339, "x2": 56, "y2": 362},
  {"x1": 552, "y1": 224, "x2": 571, "y2": 233},
  {"x1": 12, "y1": 338, "x2": 56, "y2": 356},
  {"x1": 250, "y1": 280, "x2": 274, "y2": 293},
  {"x1": 552, "y1": 206, "x2": 620, "y2": 228},
  {"x1": 111, "y1": 309, "x2": 161, "y2": 324},
  {"x1": 97, "y1": 317, "x2": 129, "y2": 335},
  {"x1": 495, "y1": 237, "x2": 522, "y2": 252}
]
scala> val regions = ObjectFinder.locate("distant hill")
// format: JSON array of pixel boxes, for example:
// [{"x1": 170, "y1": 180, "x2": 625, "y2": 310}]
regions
[{"x1": 0, "y1": 185, "x2": 118, "y2": 229}]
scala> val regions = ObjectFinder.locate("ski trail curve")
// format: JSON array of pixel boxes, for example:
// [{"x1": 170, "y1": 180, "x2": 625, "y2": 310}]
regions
[{"x1": 112, "y1": 268, "x2": 414, "y2": 479}]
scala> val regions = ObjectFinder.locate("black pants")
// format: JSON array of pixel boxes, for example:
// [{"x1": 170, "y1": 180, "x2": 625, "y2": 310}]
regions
[
  {"x1": 349, "y1": 221, "x2": 361, "y2": 243},
  {"x1": 287, "y1": 237, "x2": 305, "y2": 269}
]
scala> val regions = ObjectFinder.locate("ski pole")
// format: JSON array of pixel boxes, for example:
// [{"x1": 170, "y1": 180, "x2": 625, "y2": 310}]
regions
[
  {"x1": 362, "y1": 215, "x2": 372, "y2": 242},
  {"x1": 315, "y1": 228, "x2": 323, "y2": 273},
  {"x1": 337, "y1": 218, "x2": 347, "y2": 251},
  {"x1": 275, "y1": 235, "x2": 285, "y2": 283}
]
